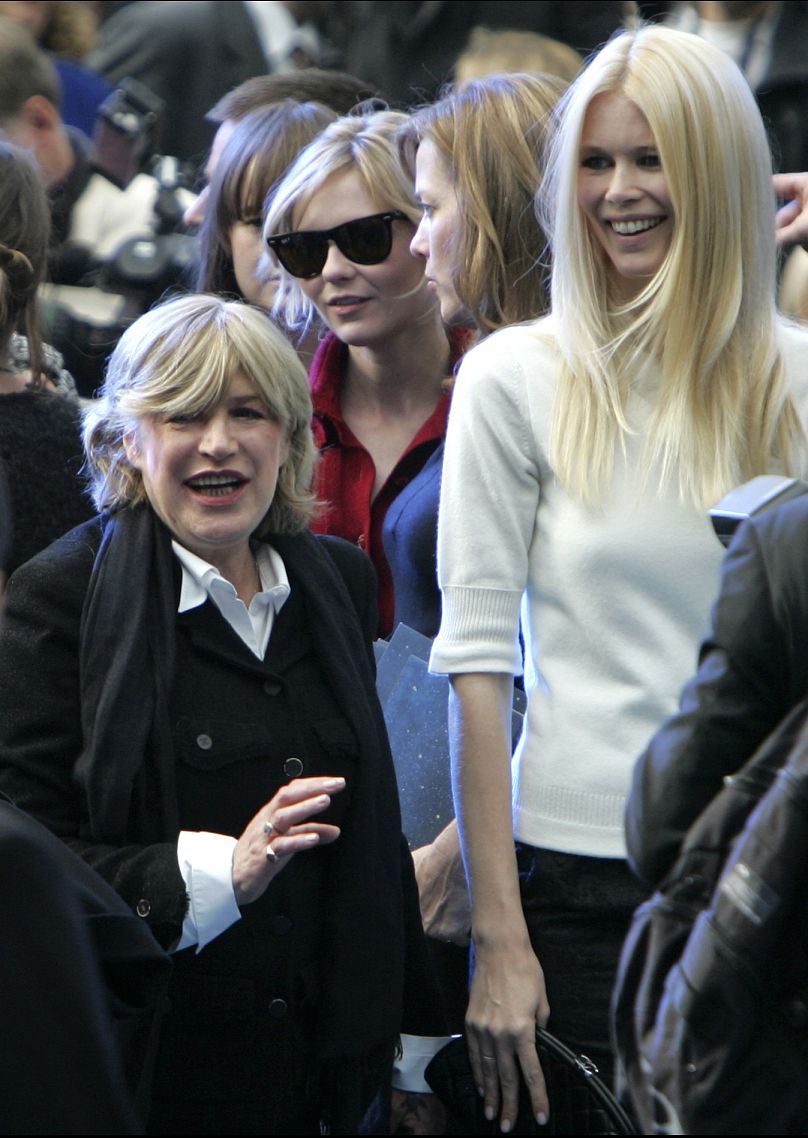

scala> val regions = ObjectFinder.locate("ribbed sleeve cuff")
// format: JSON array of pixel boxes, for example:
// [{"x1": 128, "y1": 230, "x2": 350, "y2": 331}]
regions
[{"x1": 429, "y1": 586, "x2": 523, "y2": 674}]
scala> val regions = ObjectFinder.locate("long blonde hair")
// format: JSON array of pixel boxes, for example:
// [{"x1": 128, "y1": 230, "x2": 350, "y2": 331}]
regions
[{"x1": 540, "y1": 24, "x2": 806, "y2": 506}]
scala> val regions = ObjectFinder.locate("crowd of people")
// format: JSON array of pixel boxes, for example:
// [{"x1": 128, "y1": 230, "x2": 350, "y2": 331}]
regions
[{"x1": 3, "y1": 2, "x2": 808, "y2": 1135}]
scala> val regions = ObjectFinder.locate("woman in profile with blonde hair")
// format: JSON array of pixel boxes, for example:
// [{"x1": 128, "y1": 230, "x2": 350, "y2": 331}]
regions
[
  {"x1": 379, "y1": 72, "x2": 563, "y2": 640},
  {"x1": 429, "y1": 23, "x2": 808, "y2": 1130}
]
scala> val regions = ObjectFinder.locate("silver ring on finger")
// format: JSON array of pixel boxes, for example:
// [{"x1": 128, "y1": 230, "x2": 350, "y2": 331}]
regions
[
  {"x1": 266, "y1": 844, "x2": 280, "y2": 863},
  {"x1": 263, "y1": 819, "x2": 274, "y2": 835}
]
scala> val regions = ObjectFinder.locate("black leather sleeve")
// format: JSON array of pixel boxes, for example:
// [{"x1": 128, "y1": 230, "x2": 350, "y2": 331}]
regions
[{"x1": 626, "y1": 498, "x2": 808, "y2": 887}]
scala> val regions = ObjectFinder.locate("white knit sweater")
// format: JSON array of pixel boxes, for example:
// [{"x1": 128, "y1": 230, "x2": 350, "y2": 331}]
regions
[{"x1": 430, "y1": 315, "x2": 808, "y2": 858}]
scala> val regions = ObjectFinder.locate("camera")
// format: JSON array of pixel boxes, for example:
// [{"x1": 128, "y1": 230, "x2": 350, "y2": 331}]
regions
[{"x1": 42, "y1": 79, "x2": 198, "y2": 396}]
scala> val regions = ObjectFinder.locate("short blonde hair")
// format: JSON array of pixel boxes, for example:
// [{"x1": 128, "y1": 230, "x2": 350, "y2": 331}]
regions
[
  {"x1": 84, "y1": 294, "x2": 317, "y2": 534},
  {"x1": 264, "y1": 110, "x2": 419, "y2": 327},
  {"x1": 406, "y1": 72, "x2": 564, "y2": 332},
  {"x1": 540, "y1": 24, "x2": 806, "y2": 506}
]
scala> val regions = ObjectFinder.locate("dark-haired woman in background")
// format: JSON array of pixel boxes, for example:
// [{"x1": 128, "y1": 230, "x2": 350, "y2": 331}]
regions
[
  {"x1": 195, "y1": 100, "x2": 336, "y2": 366},
  {"x1": 0, "y1": 141, "x2": 92, "y2": 572}
]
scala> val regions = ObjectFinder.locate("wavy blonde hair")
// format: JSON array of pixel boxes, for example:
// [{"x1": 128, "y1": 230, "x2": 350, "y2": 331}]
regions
[
  {"x1": 540, "y1": 23, "x2": 807, "y2": 506},
  {"x1": 84, "y1": 295, "x2": 317, "y2": 534}
]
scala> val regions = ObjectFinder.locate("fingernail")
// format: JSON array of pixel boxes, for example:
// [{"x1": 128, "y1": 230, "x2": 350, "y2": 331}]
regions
[
  {"x1": 537, "y1": 1112, "x2": 548, "y2": 1126},
  {"x1": 484, "y1": 1106, "x2": 494, "y2": 1121},
  {"x1": 476, "y1": 1084, "x2": 484, "y2": 1098},
  {"x1": 501, "y1": 1120, "x2": 512, "y2": 1134},
  {"x1": 301, "y1": 832, "x2": 318, "y2": 842},
  {"x1": 323, "y1": 778, "x2": 345, "y2": 790}
]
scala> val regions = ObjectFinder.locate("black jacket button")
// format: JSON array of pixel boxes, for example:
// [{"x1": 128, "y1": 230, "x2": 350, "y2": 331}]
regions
[
  {"x1": 268, "y1": 998, "x2": 288, "y2": 1018},
  {"x1": 283, "y1": 756, "x2": 304, "y2": 778}
]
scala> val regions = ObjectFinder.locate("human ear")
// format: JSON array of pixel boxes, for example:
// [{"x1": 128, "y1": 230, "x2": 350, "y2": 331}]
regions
[{"x1": 123, "y1": 430, "x2": 142, "y2": 469}]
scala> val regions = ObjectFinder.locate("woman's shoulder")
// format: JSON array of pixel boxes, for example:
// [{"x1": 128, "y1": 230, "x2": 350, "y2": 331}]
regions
[
  {"x1": 458, "y1": 313, "x2": 557, "y2": 373},
  {"x1": 7, "y1": 516, "x2": 103, "y2": 595},
  {"x1": 453, "y1": 314, "x2": 561, "y2": 412},
  {"x1": 313, "y1": 532, "x2": 375, "y2": 582}
]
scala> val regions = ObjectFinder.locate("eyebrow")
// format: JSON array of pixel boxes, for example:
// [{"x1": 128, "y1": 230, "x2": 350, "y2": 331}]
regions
[
  {"x1": 579, "y1": 143, "x2": 657, "y2": 154},
  {"x1": 228, "y1": 393, "x2": 264, "y2": 404}
]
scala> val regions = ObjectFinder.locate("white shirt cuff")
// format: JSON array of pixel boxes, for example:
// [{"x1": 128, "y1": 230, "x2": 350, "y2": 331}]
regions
[
  {"x1": 175, "y1": 830, "x2": 241, "y2": 953},
  {"x1": 392, "y1": 1033, "x2": 456, "y2": 1094}
]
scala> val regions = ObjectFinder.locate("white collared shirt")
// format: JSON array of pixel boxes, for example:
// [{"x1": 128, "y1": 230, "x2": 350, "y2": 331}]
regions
[{"x1": 173, "y1": 539, "x2": 290, "y2": 659}]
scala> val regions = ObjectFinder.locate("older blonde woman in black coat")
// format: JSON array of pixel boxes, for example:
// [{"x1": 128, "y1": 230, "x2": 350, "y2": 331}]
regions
[{"x1": 0, "y1": 294, "x2": 444, "y2": 1135}]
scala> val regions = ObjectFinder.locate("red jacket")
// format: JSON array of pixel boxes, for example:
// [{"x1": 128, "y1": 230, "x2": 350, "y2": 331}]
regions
[{"x1": 309, "y1": 328, "x2": 471, "y2": 636}]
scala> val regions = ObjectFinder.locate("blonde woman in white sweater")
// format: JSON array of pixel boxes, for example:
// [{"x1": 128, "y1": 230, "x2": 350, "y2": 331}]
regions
[{"x1": 430, "y1": 24, "x2": 808, "y2": 1131}]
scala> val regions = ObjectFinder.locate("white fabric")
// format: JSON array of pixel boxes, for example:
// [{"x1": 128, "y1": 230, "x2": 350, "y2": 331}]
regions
[
  {"x1": 393, "y1": 1033, "x2": 456, "y2": 1094},
  {"x1": 68, "y1": 172, "x2": 194, "y2": 260},
  {"x1": 430, "y1": 315, "x2": 808, "y2": 859},
  {"x1": 176, "y1": 830, "x2": 240, "y2": 952},
  {"x1": 244, "y1": 0, "x2": 320, "y2": 71},
  {"x1": 174, "y1": 540, "x2": 290, "y2": 659}
]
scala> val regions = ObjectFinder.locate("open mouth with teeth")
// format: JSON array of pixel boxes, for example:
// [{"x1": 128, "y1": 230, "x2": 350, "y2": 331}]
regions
[
  {"x1": 609, "y1": 217, "x2": 665, "y2": 235},
  {"x1": 185, "y1": 473, "x2": 247, "y2": 497}
]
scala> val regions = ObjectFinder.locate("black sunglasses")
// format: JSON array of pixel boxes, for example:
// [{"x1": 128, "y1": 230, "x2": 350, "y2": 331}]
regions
[{"x1": 265, "y1": 211, "x2": 407, "y2": 279}]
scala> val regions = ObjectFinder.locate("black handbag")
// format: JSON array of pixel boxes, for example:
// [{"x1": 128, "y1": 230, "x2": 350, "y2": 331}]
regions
[{"x1": 425, "y1": 1029, "x2": 637, "y2": 1135}]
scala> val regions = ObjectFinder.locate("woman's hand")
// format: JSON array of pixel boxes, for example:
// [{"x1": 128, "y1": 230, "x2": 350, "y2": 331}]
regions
[
  {"x1": 466, "y1": 938, "x2": 550, "y2": 1133},
  {"x1": 232, "y1": 776, "x2": 345, "y2": 905},
  {"x1": 411, "y1": 819, "x2": 471, "y2": 945},
  {"x1": 774, "y1": 172, "x2": 808, "y2": 249}
]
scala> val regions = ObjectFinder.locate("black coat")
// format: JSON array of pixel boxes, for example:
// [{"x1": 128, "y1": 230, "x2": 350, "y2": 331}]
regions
[
  {"x1": 0, "y1": 511, "x2": 442, "y2": 1132},
  {"x1": 626, "y1": 495, "x2": 808, "y2": 888}
]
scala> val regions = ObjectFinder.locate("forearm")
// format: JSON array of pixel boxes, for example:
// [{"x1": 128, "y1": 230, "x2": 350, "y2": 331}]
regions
[
  {"x1": 449, "y1": 672, "x2": 550, "y2": 1129},
  {"x1": 449, "y1": 673, "x2": 529, "y2": 951}
]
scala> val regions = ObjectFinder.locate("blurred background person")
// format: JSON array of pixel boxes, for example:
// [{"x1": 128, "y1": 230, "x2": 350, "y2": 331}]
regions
[
  {"x1": 183, "y1": 67, "x2": 378, "y2": 229},
  {"x1": 452, "y1": 25, "x2": 582, "y2": 85},
  {"x1": 87, "y1": 1, "x2": 339, "y2": 164},
  {"x1": 0, "y1": 142, "x2": 92, "y2": 574}
]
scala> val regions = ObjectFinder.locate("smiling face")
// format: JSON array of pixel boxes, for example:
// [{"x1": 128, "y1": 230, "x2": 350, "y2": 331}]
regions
[
  {"x1": 124, "y1": 369, "x2": 289, "y2": 576},
  {"x1": 293, "y1": 168, "x2": 435, "y2": 348},
  {"x1": 577, "y1": 92, "x2": 674, "y2": 299},
  {"x1": 410, "y1": 138, "x2": 469, "y2": 327}
]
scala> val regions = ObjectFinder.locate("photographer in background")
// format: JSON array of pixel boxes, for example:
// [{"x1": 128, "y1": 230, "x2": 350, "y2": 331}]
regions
[{"x1": 0, "y1": 16, "x2": 168, "y2": 284}]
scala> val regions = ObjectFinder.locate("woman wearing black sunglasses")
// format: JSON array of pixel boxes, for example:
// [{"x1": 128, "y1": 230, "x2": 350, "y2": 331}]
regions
[{"x1": 264, "y1": 110, "x2": 471, "y2": 639}]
